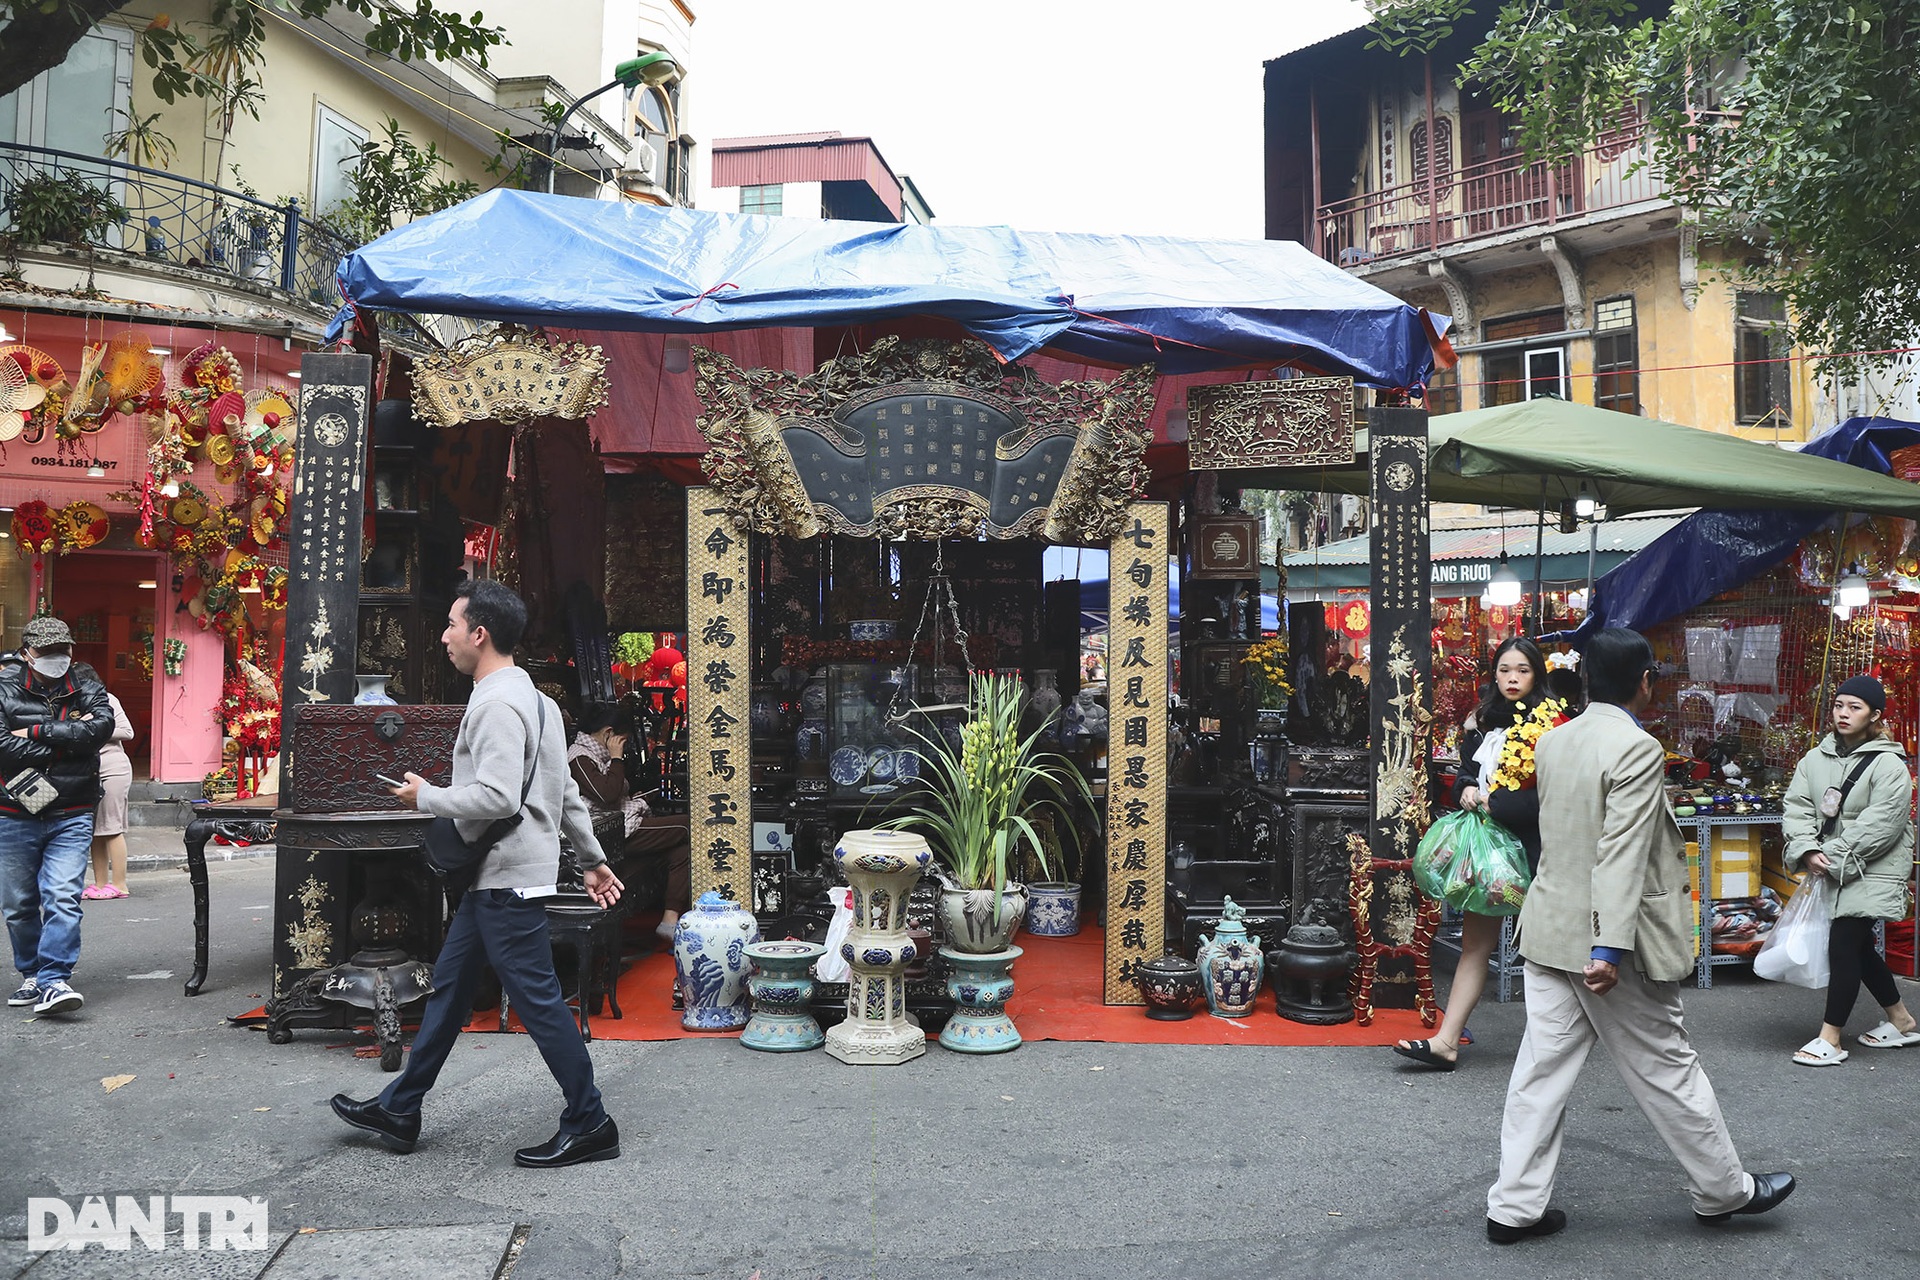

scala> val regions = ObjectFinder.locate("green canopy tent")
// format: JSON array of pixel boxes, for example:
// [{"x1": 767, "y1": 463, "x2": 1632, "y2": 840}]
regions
[{"x1": 1250, "y1": 399, "x2": 1920, "y2": 518}]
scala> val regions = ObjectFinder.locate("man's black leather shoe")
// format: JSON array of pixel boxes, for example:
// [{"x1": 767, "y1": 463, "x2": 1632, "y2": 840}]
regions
[
  {"x1": 514, "y1": 1117, "x2": 620, "y2": 1169},
  {"x1": 1696, "y1": 1171, "x2": 1795, "y2": 1224},
  {"x1": 1487, "y1": 1209, "x2": 1567, "y2": 1244},
  {"x1": 330, "y1": 1094, "x2": 420, "y2": 1154}
]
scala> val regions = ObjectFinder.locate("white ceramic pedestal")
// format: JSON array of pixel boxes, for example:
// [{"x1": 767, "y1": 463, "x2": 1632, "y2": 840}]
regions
[{"x1": 824, "y1": 830, "x2": 932, "y2": 1066}]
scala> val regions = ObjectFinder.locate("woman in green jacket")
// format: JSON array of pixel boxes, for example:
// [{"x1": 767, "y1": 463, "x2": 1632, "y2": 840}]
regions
[{"x1": 1781, "y1": 676, "x2": 1919, "y2": 1066}]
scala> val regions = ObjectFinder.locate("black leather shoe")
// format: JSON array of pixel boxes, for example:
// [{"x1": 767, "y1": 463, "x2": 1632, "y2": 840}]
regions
[
  {"x1": 514, "y1": 1117, "x2": 620, "y2": 1169},
  {"x1": 330, "y1": 1094, "x2": 420, "y2": 1154},
  {"x1": 1487, "y1": 1209, "x2": 1567, "y2": 1244},
  {"x1": 1696, "y1": 1171, "x2": 1795, "y2": 1224}
]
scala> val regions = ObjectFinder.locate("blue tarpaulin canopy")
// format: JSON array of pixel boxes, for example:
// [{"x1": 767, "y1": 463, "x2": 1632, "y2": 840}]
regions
[
  {"x1": 331, "y1": 190, "x2": 1443, "y2": 386},
  {"x1": 1558, "y1": 417, "x2": 1920, "y2": 642}
]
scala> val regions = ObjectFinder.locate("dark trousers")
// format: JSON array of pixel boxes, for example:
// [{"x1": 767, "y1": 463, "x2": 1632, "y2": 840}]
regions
[
  {"x1": 381, "y1": 888, "x2": 607, "y2": 1134},
  {"x1": 1825, "y1": 915, "x2": 1901, "y2": 1028}
]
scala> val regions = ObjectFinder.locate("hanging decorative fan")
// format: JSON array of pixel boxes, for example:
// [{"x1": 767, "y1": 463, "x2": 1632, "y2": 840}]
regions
[
  {"x1": 60, "y1": 344, "x2": 110, "y2": 436},
  {"x1": 101, "y1": 333, "x2": 165, "y2": 403},
  {"x1": 0, "y1": 354, "x2": 47, "y2": 443},
  {"x1": 242, "y1": 390, "x2": 294, "y2": 442},
  {"x1": 0, "y1": 345, "x2": 65, "y2": 389},
  {"x1": 57, "y1": 501, "x2": 110, "y2": 551}
]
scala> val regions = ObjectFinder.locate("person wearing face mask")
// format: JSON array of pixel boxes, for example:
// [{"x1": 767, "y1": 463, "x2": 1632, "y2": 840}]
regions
[
  {"x1": 1780, "y1": 675, "x2": 1919, "y2": 1066},
  {"x1": 1, "y1": 615, "x2": 115, "y2": 1017}
]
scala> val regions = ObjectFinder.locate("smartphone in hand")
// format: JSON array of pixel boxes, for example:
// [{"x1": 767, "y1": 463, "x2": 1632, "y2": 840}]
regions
[{"x1": 373, "y1": 773, "x2": 404, "y2": 790}]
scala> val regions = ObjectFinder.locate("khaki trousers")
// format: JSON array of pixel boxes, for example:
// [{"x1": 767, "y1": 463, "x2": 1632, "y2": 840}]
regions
[{"x1": 1487, "y1": 960, "x2": 1752, "y2": 1226}]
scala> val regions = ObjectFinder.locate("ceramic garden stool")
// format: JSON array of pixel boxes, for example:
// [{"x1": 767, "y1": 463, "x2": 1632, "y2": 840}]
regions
[
  {"x1": 938, "y1": 945, "x2": 1023, "y2": 1053},
  {"x1": 824, "y1": 830, "x2": 932, "y2": 1065},
  {"x1": 741, "y1": 940, "x2": 828, "y2": 1052}
]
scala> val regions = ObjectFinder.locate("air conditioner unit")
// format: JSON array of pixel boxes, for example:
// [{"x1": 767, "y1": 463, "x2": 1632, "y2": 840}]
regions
[{"x1": 623, "y1": 139, "x2": 657, "y2": 181}]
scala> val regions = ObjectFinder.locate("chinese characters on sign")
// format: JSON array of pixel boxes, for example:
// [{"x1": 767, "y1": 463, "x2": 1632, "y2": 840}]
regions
[
  {"x1": 685, "y1": 487, "x2": 752, "y2": 903},
  {"x1": 283, "y1": 354, "x2": 372, "y2": 715},
  {"x1": 1104, "y1": 502, "x2": 1170, "y2": 1004},
  {"x1": 1361, "y1": 408, "x2": 1434, "y2": 1011}
]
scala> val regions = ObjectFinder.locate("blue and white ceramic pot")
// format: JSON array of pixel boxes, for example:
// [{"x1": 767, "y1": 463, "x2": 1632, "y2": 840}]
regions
[
  {"x1": 741, "y1": 939, "x2": 828, "y2": 1051},
  {"x1": 674, "y1": 891, "x2": 761, "y2": 1031},
  {"x1": 1023, "y1": 882, "x2": 1082, "y2": 937}
]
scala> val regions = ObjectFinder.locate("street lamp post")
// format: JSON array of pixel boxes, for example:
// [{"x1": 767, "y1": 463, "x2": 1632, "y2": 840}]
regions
[{"x1": 544, "y1": 51, "x2": 680, "y2": 194}]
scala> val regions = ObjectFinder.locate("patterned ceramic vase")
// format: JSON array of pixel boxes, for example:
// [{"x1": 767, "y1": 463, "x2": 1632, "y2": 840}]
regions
[
  {"x1": 1196, "y1": 895, "x2": 1264, "y2": 1019},
  {"x1": 674, "y1": 891, "x2": 761, "y2": 1031},
  {"x1": 1023, "y1": 882, "x2": 1082, "y2": 937},
  {"x1": 938, "y1": 945, "x2": 1023, "y2": 1053},
  {"x1": 741, "y1": 939, "x2": 828, "y2": 1051},
  {"x1": 823, "y1": 830, "x2": 932, "y2": 1065},
  {"x1": 936, "y1": 879, "x2": 1027, "y2": 953}
]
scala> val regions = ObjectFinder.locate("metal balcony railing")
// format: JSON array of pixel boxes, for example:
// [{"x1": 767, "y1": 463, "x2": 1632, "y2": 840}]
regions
[
  {"x1": 0, "y1": 140, "x2": 358, "y2": 306},
  {"x1": 1315, "y1": 126, "x2": 1668, "y2": 268}
]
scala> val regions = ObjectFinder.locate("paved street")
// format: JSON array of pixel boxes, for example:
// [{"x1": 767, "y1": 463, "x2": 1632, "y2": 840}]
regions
[{"x1": 1, "y1": 846, "x2": 1915, "y2": 1279}]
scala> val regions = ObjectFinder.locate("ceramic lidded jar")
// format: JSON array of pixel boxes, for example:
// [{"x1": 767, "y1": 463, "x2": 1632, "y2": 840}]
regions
[
  {"x1": 1195, "y1": 896, "x2": 1264, "y2": 1018},
  {"x1": 1137, "y1": 954, "x2": 1203, "y2": 1020},
  {"x1": 674, "y1": 891, "x2": 761, "y2": 1031}
]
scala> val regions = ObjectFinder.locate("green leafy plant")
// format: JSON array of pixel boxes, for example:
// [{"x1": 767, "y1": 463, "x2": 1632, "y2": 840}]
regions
[
  {"x1": 3, "y1": 170, "x2": 129, "y2": 247},
  {"x1": 885, "y1": 673, "x2": 1091, "y2": 908},
  {"x1": 324, "y1": 117, "x2": 481, "y2": 245},
  {"x1": 1367, "y1": 0, "x2": 1920, "y2": 377},
  {"x1": 103, "y1": 108, "x2": 177, "y2": 171}
]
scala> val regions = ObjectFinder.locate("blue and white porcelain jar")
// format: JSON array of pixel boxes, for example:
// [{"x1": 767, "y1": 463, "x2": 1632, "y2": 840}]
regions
[{"x1": 674, "y1": 891, "x2": 761, "y2": 1031}]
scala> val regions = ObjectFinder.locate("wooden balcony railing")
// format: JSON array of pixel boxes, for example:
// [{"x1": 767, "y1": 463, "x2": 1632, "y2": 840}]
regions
[{"x1": 1315, "y1": 127, "x2": 1666, "y2": 268}]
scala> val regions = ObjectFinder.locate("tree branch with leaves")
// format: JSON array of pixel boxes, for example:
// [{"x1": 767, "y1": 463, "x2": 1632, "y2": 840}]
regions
[{"x1": 1368, "y1": 0, "x2": 1920, "y2": 375}]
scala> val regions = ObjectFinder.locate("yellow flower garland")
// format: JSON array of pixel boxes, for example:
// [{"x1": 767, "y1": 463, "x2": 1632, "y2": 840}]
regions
[{"x1": 1489, "y1": 696, "x2": 1569, "y2": 792}]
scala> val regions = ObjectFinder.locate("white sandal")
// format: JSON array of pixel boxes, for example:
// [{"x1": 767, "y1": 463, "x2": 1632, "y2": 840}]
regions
[
  {"x1": 1858, "y1": 1020, "x2": 1920, "y2": 1049},
  {"x1": 1791, "y1": 1037, "x2": 1848, "y2": 1066}
]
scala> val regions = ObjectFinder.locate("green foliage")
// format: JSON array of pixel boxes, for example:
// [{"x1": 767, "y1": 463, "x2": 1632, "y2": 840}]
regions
[
  {"x1": 3, "y1": 169, "x2": 129, "y2": 247},
  {"x1": 1368, "y1": 0, "x2": 1920, "y2": 374},
  {"x1": 884, "y1": 673, "x2": 1091, "y2": 904},
  {"x1": 0, "y1": 2, "x2": 503, "y2": 107},
  {"x1": 324, "y1": 118, "x2": 482, "y2": 244},
  {"x1": 612, "y1": 632, "x2": 656, "y2": 669},
  {"x1": 103, "y1": 109, "x2": 176, "y2": 171}
]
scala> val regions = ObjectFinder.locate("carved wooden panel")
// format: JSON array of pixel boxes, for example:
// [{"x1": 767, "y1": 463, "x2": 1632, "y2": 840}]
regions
[
  {"x1": 284, "y1": 704, "x2": 464, "y2": 814},
  {"x1": 1187, "y1": 377, "x2": 1356, "y2": 471}
]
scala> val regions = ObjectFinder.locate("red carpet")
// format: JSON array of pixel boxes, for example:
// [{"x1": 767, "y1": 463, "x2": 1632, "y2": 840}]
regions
[{"x1": 460, "y1": 925, "x2": 1439, "y2": 1046}]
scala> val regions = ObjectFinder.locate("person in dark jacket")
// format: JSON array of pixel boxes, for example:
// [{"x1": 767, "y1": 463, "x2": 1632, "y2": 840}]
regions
[{"x1": 2, "y1": 615, "x2": 114, "y2": 1016}]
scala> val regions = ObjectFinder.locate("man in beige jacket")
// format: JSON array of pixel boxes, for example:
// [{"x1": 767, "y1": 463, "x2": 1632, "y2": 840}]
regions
[{"x1": 1485, "y1": 628, "x2": 1794, "y2": 1243}]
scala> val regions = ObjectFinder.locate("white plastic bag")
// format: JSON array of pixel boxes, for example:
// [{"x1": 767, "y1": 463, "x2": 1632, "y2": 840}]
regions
[
  {"x1": 1753, "y1": 877, "x2": 1832, "y2": 989},
  {"x1": 814, "y1": 887, "x2": 855, "y2": 982}
]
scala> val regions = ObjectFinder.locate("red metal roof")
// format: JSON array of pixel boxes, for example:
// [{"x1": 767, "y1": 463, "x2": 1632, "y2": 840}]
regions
[{"x1": 710, "y1": 132, "x2": 904, "y2": 219}]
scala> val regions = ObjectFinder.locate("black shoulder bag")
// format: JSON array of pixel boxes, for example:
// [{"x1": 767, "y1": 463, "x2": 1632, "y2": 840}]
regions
[{"x1": 423, "y1": 698, "x2": 545, "y2": 891}]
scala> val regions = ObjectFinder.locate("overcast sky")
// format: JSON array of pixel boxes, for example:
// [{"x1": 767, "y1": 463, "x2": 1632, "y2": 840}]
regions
[{"x1": 692, "y1": 0, "x2": 1370, "y2": 241}]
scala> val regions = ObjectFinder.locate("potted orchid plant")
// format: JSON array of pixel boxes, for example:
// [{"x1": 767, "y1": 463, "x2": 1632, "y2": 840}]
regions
[{"x1": 886, "y1": 672, "x2": 1091, "y2": 953}]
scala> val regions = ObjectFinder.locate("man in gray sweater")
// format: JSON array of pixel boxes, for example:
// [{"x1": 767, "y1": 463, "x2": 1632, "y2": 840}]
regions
[{"x1": 331, "y1": 579, "x2": 625, "y2": 1168}]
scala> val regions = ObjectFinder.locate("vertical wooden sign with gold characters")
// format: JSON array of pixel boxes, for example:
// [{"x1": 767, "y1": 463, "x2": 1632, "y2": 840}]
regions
[
  {"x1": 685, "y1": 487, "x2": 752, "y2": 903},
  {"x1": 1104, "y1": 501, "x2": 1171, "y2": 1004}
]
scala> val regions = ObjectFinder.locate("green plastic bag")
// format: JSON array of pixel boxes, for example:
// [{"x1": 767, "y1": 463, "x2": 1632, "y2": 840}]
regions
[{"x1": 1414, "y1": 809, "x2": 1532, "y2": 917}]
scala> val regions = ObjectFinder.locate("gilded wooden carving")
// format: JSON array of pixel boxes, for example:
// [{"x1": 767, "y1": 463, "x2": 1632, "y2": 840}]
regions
[
  {"x1": 1186, "y1": 376, "x2": 1356, "y2": 471},
  {"x1": 411, "y1": 327, "x2": 611, "y2": 428},
  {"x1": 693, "y1": 336, "x2": 1155, "y2": 542}
]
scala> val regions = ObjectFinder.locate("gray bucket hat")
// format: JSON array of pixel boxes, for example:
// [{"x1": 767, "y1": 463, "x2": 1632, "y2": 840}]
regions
[{"x1": 20, "y1": 615, "x2": 73, "y2": 650}]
